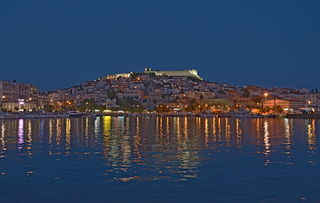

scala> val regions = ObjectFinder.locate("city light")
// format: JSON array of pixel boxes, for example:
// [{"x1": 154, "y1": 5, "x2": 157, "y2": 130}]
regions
[{"x1": 0, "y1": 70, "x2": 318, "y2": 117}]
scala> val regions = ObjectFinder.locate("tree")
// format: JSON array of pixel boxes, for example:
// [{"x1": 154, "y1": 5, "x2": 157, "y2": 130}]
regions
[
  {"x1": 260, "y1": 106, "x2": 271, "y2": 113},
  {"x1": 155, "y1": 104, "x2": 170, "y2": 113},
  {"x1": 243, "y1": 88, "x2": 250, "y2": 97},
  {"x1": 78, "y1": 99, "x2": 98, "y2": 112},
  {"x1": 184, "y1": 105, "x2": 194, "y2": 112},
  {"x1": 44, "y1": 105, "x2": 55, "y2": 112},
  {"x1": 107, "y1": 90, "x2": 117, "y2": 99},
  {"x1": 251, "y1": 96, "x2": 262, "y2": 103},
  {"x1": 217, "y1": 89, "x2": 226, "y2": 95},
  {"x1": 184, "y1": 100, "x2": 198, "y2": 112},
  {"x1": 275, "y1": 105, "x2": 283, "y2": 113},
  {"x1": 117, "y1": 98, "x2": 144, "y2": 112}
]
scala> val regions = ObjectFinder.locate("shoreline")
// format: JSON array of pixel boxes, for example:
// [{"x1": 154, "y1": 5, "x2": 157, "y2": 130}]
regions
[{"x1": 0, "y1": 112, "x2": 319, "y2": 119}]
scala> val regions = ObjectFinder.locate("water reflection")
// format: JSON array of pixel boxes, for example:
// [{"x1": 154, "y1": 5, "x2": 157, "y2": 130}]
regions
[
  {"x1": 235, "y1": 119, "x2": 242, "y2": 148},
  {"x1": 49, "y1": 119, "x2": 53, "y2": 145},
  {"x1": 65, "y1": 118, "x2": 71, "y2": 153},
  {"x1": 263, "y1": 120, "x2": 271, "y2": 166},
  {"x1": 56, "y1": 119, "x2": 62, "y2": 145},
  {"x1": 1, "y1": 122, "x2": 6, "y2": 152},
  {"x1": 18, "y1": 119, "x2": 24, "y2": 150},
  {"x1": 284, "y1": 118, "x2": 293, "y2": 157},
  {"x1": 0, "y1": 117, "x2": 318, "y2": 182},
  {"x1": 307, "y1": 119, "x2": 316, "y2": 151}
]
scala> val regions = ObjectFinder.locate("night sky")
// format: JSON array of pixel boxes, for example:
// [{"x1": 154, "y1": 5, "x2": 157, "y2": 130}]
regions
[{"x1": 1, "y1": 0, "x2": 320, "y2": 91}]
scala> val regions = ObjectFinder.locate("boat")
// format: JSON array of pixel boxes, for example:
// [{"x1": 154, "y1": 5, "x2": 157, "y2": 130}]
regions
[{"x1": 67, "y1": 111, "x2": 87, "y2": 118}]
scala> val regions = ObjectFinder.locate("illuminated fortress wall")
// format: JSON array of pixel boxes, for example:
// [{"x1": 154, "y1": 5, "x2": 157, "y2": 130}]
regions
[
  {"x1": 144, "y1": 68, "x2": 203, "y2": 80},
  {"x1": 106, "y1": 73, "x2": 132, "y2": 79},
  {"x1": 106, "y1": 68, "x2": 203, "y2": 80}
]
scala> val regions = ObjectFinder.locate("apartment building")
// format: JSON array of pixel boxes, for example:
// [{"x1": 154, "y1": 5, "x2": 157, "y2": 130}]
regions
[{"x1": 0, "y1": 80, "x2": 40, "y2": 111}]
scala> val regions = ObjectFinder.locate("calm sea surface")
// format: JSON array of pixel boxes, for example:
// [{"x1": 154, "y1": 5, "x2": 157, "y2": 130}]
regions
[{"x1": 0, "y1": 117, "x2": 319, "y2": 202}]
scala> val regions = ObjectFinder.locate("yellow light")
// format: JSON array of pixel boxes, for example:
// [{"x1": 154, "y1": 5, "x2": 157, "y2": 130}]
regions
[{"x1": 264, "y1": 93, "x2": 268, "y2": 97}]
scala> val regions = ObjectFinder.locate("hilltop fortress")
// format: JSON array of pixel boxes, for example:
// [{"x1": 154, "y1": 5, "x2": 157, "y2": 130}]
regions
[
  {"x1": 143, "y1": 68, "x2": 203, "y2": 80},
  {"x1": 106, "y1": 68, "x2": 203, "y2": 80}
]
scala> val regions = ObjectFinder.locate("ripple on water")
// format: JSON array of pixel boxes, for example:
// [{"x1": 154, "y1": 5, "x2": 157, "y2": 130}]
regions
[{"x1": 0, "y1": 117, "x2": 319, "y2": 202}]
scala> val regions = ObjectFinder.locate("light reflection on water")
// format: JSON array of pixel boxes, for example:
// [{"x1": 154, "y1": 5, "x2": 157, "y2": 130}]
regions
[
  {"x1": 18, "y1": 119, "x2": 24, "y2": 150},
  {"x1": 0, "y1": 117, "x2": 319, "y2": 201}
]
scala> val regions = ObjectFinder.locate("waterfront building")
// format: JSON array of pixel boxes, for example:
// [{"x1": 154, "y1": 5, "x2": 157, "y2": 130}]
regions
[
  {"x1": 231, "y1": 96, "x2": 257, "y2": 107},
  {"x1": 38, "y1": 93, "x2": 49, "y2": 110},
  {"x1": 263, "y1": 99, "x2": 306, "y2": 110},
  {"x1": 0, "y1": 80, "x2": 39, "y2": 111},
  {"x1": 48, "y1": 90, "x2": 68, "y2": 103}
]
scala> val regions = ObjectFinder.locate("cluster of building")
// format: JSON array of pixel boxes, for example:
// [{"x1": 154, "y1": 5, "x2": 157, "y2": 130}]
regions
[
  {"x1": 0, "y1": 80, "x2": 47, "y2": 112},
  {"x1": 0, "y1": 68, "x2": 319, "y2": 114}
]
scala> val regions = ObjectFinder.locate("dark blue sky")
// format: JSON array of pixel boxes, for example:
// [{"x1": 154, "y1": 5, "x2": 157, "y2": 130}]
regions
[{"x1": 1, "y1": 0, "x2": 320, "y2": 91}]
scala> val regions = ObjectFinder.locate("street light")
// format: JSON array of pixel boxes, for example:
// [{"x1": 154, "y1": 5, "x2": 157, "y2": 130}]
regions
[{"x1": 262, "y1": 92, "x2": 268, "y2": 109}]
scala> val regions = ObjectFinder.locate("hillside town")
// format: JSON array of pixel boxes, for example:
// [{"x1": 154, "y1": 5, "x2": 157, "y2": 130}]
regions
[{"x1": 0, "y1": 68, "x2": 319, "y2": 117}]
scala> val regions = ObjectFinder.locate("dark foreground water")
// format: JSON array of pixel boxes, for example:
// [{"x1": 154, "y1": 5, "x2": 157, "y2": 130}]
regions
[{"x1": 0, "y1": 117, "x2": 319, "y2": 202}]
